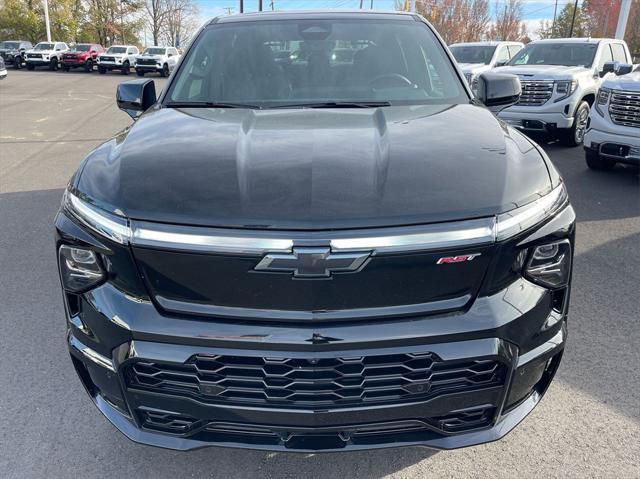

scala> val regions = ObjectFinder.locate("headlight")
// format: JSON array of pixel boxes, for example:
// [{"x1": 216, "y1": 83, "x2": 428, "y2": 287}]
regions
[
  {"x1": 524, "y1": 240, "x2": 572, "y2": 289},
  {"x1": 58, "y1": 245, "x2": 105, "y2": 292},
  {"x1": 594, "y1": 88, "x2": 611, "y2": 116},
  {"x1": 554, "y1": 80, "x2": 577, "y2": 102},
  {"x1": 116, "y1": 58, "x2": 122, "y2": 63}
]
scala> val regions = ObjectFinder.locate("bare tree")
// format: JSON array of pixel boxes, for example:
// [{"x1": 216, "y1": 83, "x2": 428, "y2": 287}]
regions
[
  {"x1": 489, "y1": 0, "x2": 527, "y2": 41},
  {"x1": 146, "y1": 0, "x2": 170, "y2": 45},
  {"x1": 162, "y1": 0, "x2": 199, "y2": 47},
  {"x1": 415, "y1": 0, "x2": 490, "y2": 44}
]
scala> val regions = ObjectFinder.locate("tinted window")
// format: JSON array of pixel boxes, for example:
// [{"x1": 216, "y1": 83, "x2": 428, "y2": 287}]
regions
[
  {"x1": 611, "y1": 43, "x2": 627, "y2": 63},
  {"x1": 0, "y1": 42, "x2": 20, "y2": 49},
  {"x1": 34, "y1": 43, "x2": 54, "y2": 50},
  {"x1": 510, "y1": 42, "x2": 597, "y2": 67},
  {"x1": 145, "y1": 47, "x2": 166, "y2": 55},
  {"x1": 449, "y1": 45, "x2": 497, "y2": 65},
  {"x1": 169, "y1": 19, "x2": 467, "y2": 107},
  {"x1": 107, "y1": 47, "x2": 127, "y2": 54},
  {"x1": 73, "y1": 45, "x2": 91, "y2": 52}
]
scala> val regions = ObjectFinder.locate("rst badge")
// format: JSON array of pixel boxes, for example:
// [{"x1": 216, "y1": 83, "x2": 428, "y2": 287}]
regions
[{"x1": 436, "y1": 253, "x2": 482, "y2": 265}]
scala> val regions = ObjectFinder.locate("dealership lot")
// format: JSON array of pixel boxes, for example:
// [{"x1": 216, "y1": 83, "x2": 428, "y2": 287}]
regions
[{"x1": 0, "y1": 70, "x2": 638, "y2": 478}]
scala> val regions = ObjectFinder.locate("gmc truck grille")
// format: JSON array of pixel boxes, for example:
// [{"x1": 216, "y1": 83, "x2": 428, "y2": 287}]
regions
[
  {"x1": 137, "y1": 58, "x2": 156, "y2": 65},
  {"x1": 609, "y1": 90, "x2": 640, "y2": 128},
  {"x1": 517, "y1": 81, "x2": 554, "y2": 106},
  {"x1": 125, "y1": 352, "x2": 507, "y2": 409}
]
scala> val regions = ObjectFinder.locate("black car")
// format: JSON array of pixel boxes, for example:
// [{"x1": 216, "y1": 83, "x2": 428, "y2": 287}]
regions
[
  {"x1": 56, "y1": 11, "x2": 574, "y2": 452},
  {"x1": 0, "y1": 40, "x2": 32, "y2": 69}
]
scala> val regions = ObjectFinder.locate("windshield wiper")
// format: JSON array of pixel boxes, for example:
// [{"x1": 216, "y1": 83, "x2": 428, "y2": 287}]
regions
[
  {"x1": 270, "y1": 101, "x2": 392, "y2": 109},
  {"x1": 165, "y1": 101, "x2": 261, "y2": 110}
]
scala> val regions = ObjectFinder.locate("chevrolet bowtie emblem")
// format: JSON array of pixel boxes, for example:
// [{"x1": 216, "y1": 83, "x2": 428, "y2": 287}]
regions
[{"x1": 254, "y1": 247, "x2": 371, "y2": 278}]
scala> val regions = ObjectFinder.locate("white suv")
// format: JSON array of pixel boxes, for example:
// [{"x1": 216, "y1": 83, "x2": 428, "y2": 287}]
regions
[
  {"x1": 26, "y1": 42, "x2": 69, "y2": 70},
  {"x1": 97, "y1": 45, "x2": 139, "y2": 75},
  {"x1": 135, "y1": 46, "x2": 180, "y2": 77},
  {"x1": 495, "y1": 38, "x2": 632, "y2": 146},
  {"x1": 584, "y1": 64, "x2": 639, "y2": 170},
  {"x1": 449, "y1": 41, "x2": 524, "y2": 89}
]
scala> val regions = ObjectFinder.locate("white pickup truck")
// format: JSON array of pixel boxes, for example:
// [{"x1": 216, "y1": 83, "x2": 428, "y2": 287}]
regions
[
  {"x1": 135, "y1": 46, "x2": 180, "y2": 77},
  {"x1": 495, "y1": 38, "x2": 632, "y2": 146},
  {"x1": 584, "y1": 64, "x2": 639, "y2": 170},
  {"x1": 97, "y1": 45, "x2": 139, "y2": 75},
  {"x1": 25, "y1": 42, "x2": 69, "y2": 70},
  {"x1": 449, "y1": 41, "x2": 524, "y2": 89}
]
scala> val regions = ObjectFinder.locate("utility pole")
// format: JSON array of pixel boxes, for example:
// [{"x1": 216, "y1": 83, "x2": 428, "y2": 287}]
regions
[
  {"x1": 43, "y1": 0, "x2": 51, "y2": 42},
  {"x1": 359, "y1": 0, "x2": 364, "y2": 8},
  {"x1": 552, "y1": 0, "x2": 558, "y2": 37},
  {"x1": 258, "y1": 0, "x2": 262, "y2": 11},
  {"x1": 615, "y1": 0, "x2": 632, "y2": 39},
  {"x1": 270, "y1": 0, "x2": 274, "y2": 11},
  {"x1": 370, "y1": 0, "x2": 374, "y2": 9},
  {"x1": 240, "y1": 0, "x2": 244, "y2": 13},
  {"x1": 224, "y1": 7, "x2": 234, "y2": 15},
  {"x1": 568, "y1": 0, "x2": 578, "y2": 38}
]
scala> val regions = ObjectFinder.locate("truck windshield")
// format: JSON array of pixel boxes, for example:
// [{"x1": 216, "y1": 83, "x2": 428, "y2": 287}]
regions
[
  {"x1": 509, "y1": 42, "x2": 597, "y2": 67},
  {"x1": 35, "y1": 43, "x2": 54, "y2": 50},
  {"x1": 144, "y1": 48, "x2": 166, "y2": 55},
  {"x1": 73, "y1": 45, "x2": 92, "y2": 52},
  {"x1": 0, "y1": 42, "x2": 20, "y2": 49},
  {"x1": 107, "y1": 47, "x2": 127, "y2": 54},
  {"x1": 449, "y1": 45, "x2": 496, "y2": 65},
  {"x1": 168, "y1": 18, "x2": 467, "y2": 108}
]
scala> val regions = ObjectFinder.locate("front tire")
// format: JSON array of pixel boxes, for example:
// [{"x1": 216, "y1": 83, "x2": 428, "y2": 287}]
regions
[
  {"x1": 49, "y1": 57, "x2": 58, "y2": 71},
  {"x1": 585, "y1": 148, "x2": 615, "y2": 171},
  {"x1": 26, "y1": 63, "x2": 34, "y2": 71},
  {"x1": 121, "y1": 61, "x2": 130, "y2": 75},
  {"x1": 14, "y1": 58, "x2": 22, "y2": 70},
  {"x1": 136, "y1": 69, "x2": 145, "y2": 77},
  {"x1": 160, "y1": 63, "x2": 169, "y2": 77},
  {"x1": 62, "y1": 65, "x2": 70, "y2": 72},
  {"x1": 84, "y1": 59, "x2": 93, "y2": 72},
  {"x1": 98, "y1": 66, "x2": 106, "y2": 74},
  {"x1": 561, "y1": 101, "x2": 590, "y2": 147}
]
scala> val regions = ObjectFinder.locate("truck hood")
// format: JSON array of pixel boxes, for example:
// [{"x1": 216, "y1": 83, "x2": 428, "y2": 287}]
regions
[
  {"x1": 602, "y1": 70, "x2": 640, "y2": 90},
  {"x1": 458, "y1": 63, "x2": 490, "y2": 75},
  {"x1": 28, "y1": 49, "x2": 58, "y2": 55},
  {"x1": 75, "y1": 103, "x2": 553, "y2": 230},
  {"x1": 495, "y1": 64, "x2": 592, "y2": 80}
]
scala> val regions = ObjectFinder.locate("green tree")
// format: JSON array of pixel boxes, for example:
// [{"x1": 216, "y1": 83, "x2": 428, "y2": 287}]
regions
[
  {"x1": 0, "y1": 0, "x2": 43, "y2": 44},
  {"x1": 553, "y1": 2, "x2": 587, "y2": 38}
]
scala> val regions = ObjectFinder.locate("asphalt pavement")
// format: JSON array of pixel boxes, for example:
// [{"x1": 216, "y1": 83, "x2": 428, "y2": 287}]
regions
[{"x1": 0, "y1": 70, "x2": 638, "y2": 479}]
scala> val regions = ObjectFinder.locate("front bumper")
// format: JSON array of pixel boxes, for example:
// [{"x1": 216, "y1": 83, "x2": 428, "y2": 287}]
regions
[
  {"x1": 584, "y1": 115, "x2": 640, "y2": 165},
  {"x1": 136, "y1": 64, "x2": 162, "y2": 71},
  {"x1": 64, "y1": 273, "x2": 568, "y2": 452},
  {"x1": 0, "y1": 69, "x2": 6, "y2": 79},
  {"x1": 98, "y1": 62, "x2": 126, "y2": 69},
  {"x1": 26, "y1": 59, "x2": 51, "y2": 66},
  {"x1": 499, "y1": 99, "x2": 579, "y2": 131}
]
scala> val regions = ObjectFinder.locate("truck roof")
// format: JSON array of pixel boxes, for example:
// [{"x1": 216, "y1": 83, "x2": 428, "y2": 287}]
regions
[
  {"x1": 210, "y1": 10, "x2": 416, "y2": 25},
  {"x1": 450, "y1": 41, "x2": 523, "y2": 47},
  {"x1": 531, "y1": 38, "x2": 619, "y2": 44}
]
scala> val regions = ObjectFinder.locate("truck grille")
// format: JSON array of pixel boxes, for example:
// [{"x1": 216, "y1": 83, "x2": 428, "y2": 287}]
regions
[
  {"x1": 100, "y1": 56, "x2": 115, "y2": 62},
  {"x1": 125, "y1": 352, "x2": 507, "y2": 409},
  {"x1": 27, "y1": 53, "x2": 42, "y2": 59},
  {"x1": 137, "y1": 58, "x2": 156, "y2": 65},
  {"x1": 517, "y1": 81, "x2": 554, "y2": 106},
  {"x1": 609, "y1": 90, "x2": 640, "y2": 128}
]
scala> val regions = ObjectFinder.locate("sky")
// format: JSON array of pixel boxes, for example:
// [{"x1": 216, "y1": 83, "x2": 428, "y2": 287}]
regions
[{"x1": 193, "y1": 0, "x2": 568, "y2": 38}]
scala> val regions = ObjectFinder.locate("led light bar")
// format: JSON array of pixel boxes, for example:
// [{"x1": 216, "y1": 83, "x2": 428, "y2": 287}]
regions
[{"x1": 64, "y1": 183, "x2": 568, "y2": 253}]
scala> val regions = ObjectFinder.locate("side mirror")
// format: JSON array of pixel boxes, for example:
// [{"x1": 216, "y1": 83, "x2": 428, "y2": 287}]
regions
[
  {"x1": 601, "y1": 61, "x2": 617, "y2": 77},
  {"x1": 495, "y1": 59, "x2": 509, "y2": 67},
  {"x1": 116, "y1": 79, "x2": 157, "y2": 119},
  {"x1": 476, "y1": 72, "x2": 521, "y2": 109},
  {"x1": 615, "y1": 63, "x2": 633, "y2": 76},
  {"x1": 168, "y1": 53, "x2": 173, "y2": 57}
]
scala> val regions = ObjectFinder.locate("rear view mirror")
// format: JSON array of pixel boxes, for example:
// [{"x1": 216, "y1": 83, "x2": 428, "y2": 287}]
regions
[
  {"x1": 116, "y1": 79, "x2": 157, "y2": 119},
  {"x1": 476, "y1": 72, "x2": 521, "y2": 109}
]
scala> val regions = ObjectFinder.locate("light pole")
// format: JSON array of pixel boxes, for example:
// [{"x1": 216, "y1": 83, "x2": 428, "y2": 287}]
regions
[
  {"x1": 615, "y1": 0, "x2": 632, "y2": 40},
  {"x1": 43, "y1": 0, "x2": 52, "y2": 42}
]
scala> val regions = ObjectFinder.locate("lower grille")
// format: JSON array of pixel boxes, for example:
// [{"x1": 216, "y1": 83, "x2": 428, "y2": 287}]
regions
[
  {"x1": 126, "y1": 352, "x2": 507, "y2": 409},
  {"x1": 518, "y1": 80, "x2": 554, "y2": 106},
  {"x1": 27, "y1": 53, "x2": 42, "y2": 59},
  {"x1": 100, "y1": 56, "x2": 115, "y2": 62},
  {"x1": 609, "y1": 90, "x2": 640, "y2": 128},
  {"x1": 137, "y1": 58, "x2": 156, "y2": 66}
]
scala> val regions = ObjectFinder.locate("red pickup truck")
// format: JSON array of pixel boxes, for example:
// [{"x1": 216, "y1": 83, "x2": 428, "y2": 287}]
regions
[{"x1": 61, "y1": 44, "x2": 104, "y2": 72}]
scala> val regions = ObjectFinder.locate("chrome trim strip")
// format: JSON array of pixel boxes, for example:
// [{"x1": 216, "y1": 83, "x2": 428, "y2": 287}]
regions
[
  {"x1": 331, "y1": 219, "x2": 495, "y2": 253},
  {"x1": 67, "y1": 183, "x2": 567, "y2": 254},
  {"x1": 516, "y1": 329, "x2": 564, "y2": 367},
  {"x1": 66, "y1": 191, "x2": 130, "y2": 244},
  {"x1": 68, "y1": 334, "x2": 116, "y2": 372}
]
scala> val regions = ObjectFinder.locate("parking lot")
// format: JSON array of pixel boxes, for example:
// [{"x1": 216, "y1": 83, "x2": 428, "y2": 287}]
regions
[{"x1": 0, "y1": 69, "x2": 638, "y2": 478}]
